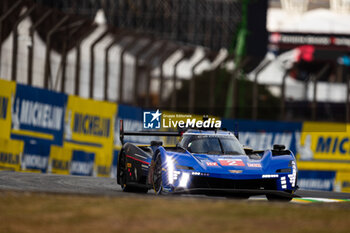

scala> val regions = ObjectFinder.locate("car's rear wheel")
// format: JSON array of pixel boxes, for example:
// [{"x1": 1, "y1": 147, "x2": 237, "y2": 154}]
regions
[
  {"x1": 266, "y1": 194, "x2": 293, "y2": 202},
  {"x1": 118, "y1": 151, "x2": 148, "y2": 193},
  {"x1": 152, "y1": 153, "x2": 163, "y2": 195}
]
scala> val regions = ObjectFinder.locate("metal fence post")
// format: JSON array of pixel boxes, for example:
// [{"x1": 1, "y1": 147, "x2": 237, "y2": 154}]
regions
[
  {"x1": 58, "y1": 21, "x2": 86, "y2": 93},
  {"x1": 44, "y1": 15, "x2": 69, "y2": 89},
  {"x1": 28, "y1": 9, "x2": 52, "y2": 86},
  {"x1": 144, "y1": 41, "x2": 167, "y2": 107},
  {"x1": 171, "y1": 48, "x2": 194, "y2": 111},
  {"x1": 0, "y1": 0, "x2": 22, "y2": 74},
  {"x1": 11, "y1": 5, "x2": 36, "y2": 82},
  {"x1": 89, "y1": 29, "x2": 109, "y2": 98},
  {"x1": 189, "y1": 54, "x2": 207, "y2": 114},
  {"x1": 158, "y1": 46, "x2": 177, "y2": 108},
  {"x1": 75, "y1": 43, "x2": 81, "y2": 95},
  {"x1": 171, "y1": 52, "x2": 184, "y2": 111},
  {"x1": 133, "y1": 38, "x2": 153, "y2": 106},
  {"x1": 119, "y1": 36, "x2": 138, "y2": 103},
  {"x1": 104, "y1": 30, "x2": 127, "y2": 101}
]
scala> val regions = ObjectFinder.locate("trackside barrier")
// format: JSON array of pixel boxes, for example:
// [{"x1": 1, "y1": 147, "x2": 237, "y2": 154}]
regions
[
  {"x1": 0, "y1": 79, "x2": 16, "y2": 139},
  {"x1": 0, "y1": 138, "x2": 24, "y2": 171},
  {"x1": 0, "y1": 79, "x2": 119, "y2": 176},
  {"x1": 1, "y1": 79, "x2": 350, "y2": 192},
  {"x1": 296, "y1": 122, "x2": 350, "y2": 192},
  {"x1": 222, "y1": 119, "x2": 350, "y2": 192}
]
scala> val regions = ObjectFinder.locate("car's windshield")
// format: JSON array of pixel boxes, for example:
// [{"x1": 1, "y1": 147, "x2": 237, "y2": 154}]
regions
[{"x1": 180, "y1": 134, "x2": 245, "y2": 155}]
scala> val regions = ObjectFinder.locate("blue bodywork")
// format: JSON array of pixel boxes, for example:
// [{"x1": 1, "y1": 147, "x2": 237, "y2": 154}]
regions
[{"x1": 149, "y1": 130, "x2": 298, "y2": 194}]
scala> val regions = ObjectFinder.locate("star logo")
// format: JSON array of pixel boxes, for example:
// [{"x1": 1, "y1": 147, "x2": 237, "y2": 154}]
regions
[
  {"x1": 150, "y1": 109, "x2": 161, "y2": 122},
  {"x1": 143, "y1": 109, "x2": 162, "y2": 129}
]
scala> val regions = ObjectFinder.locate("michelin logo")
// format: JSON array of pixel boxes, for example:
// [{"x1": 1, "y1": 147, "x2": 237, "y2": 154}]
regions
[
  {"x1": 143, "y1": 109, "x2": 161, "y2": 129},
  {"x1": 12, "y1": 98, "x2": 63, "y2": 131}
]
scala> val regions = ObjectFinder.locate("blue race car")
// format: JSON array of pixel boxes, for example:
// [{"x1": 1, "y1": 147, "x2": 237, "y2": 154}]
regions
[{"x1": 117, "y1": 120, "x2": 298, "y2": 201}]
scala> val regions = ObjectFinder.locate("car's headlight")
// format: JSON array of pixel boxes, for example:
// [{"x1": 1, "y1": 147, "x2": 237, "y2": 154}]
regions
[
  {"x1": 166, "y1": 156, "x2": 175, "y2": 185},
  {"x1": 178, "y1": 172, "x2": 190, "y2": 188}
]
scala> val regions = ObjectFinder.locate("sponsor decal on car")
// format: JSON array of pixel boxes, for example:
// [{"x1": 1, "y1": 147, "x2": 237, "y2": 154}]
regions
[
  {"x1": 218, "y1": 158, "x2": 245, "y2": 166},
  {"x1": 206, "y1": 162, "x2": 218, "y2": 166},
  {"x1": 247, "y1": 163, "x2": 262, "y2": 168}
]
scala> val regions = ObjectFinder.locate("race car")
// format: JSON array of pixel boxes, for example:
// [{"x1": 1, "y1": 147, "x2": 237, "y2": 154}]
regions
[{"x1": 117, "y1": 120, "x2": 298, "y2": 201}]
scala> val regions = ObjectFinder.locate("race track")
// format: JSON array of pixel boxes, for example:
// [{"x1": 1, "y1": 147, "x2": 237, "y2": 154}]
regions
[{"x1": 1, "y1": 171, "x2": 350, "y2": 201}]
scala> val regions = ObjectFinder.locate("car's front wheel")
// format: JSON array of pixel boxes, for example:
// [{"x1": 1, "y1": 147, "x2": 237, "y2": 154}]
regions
[{"x1": 152, "y1": 153, "x2": 163, "y2": 195}]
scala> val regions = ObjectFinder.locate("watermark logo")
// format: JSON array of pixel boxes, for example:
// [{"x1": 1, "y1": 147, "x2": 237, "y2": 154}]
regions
[
  {"x1": 143, "y1": 110, "x2": 222, "y2": 129},
  {"x1": 143, "y1": 109, "x2": 162, "y2": 129}
]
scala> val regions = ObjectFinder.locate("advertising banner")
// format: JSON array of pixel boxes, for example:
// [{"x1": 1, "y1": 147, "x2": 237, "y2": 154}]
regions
[
  {"x1": 64, "y1": 95, "x2": 116, "y2": 150},
  {"x1": 48, "y1": 145, "x2": 72, "y2": 175},
  {"x1": 70, "y1": 150, "x2": 95, "y2": 176},
  {"x1": 298, "y1": 170, "x2": 336, "y2": 191},
  {"x1": 21, "y1": 142, "x2": 51, "y2": 173},
  {"x1": 335, "y1": 171, "x2": 350, "y2": 193},
  {"x1": 94, "y1": 149, "x2": 113, "y2": 177},
  {"x1": 222, "y1": 119, "x2": 302, "y2": 153},
  {"x1": 297, "y1": 122, "x2": 350, "y2": 161},
  {"x1": 0, "y1": 138, "x2": 23, "y2": 171},
  {"x1": 0, "y1": 79, "x2": 16, "y2": 139},
  {"x1": 296, "y1": 122, "x2": 350, "y2": 192},
  {"x1": 11, "y1": 84, "x2": 67, "y2": 146}
]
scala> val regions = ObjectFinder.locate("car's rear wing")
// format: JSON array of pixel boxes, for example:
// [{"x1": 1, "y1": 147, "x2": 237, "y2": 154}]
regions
[{"x1": 119, "y1": 120, "x2": 181, "y2": 144}]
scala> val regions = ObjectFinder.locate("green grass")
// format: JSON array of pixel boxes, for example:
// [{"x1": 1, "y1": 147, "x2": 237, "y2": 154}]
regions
[{"x1": 0, "y1": 191, "x2": 350, "y2": 233}]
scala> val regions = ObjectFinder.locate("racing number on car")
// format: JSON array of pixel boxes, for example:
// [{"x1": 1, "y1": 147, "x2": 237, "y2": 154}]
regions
[{"x1": 218, "y1": 159, "x2": 245, "y2": 166}]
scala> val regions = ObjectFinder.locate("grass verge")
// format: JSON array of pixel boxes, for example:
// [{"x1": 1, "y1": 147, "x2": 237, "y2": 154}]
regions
[{"x1": 0, "y1": 191, "x2": 350, "y2": 233}]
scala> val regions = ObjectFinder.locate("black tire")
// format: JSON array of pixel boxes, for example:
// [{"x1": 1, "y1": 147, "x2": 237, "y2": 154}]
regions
[
  {"x1": 118, "y1": 151, "x2": 148, "y2": 193},
  {"x1": 152, "y1": 153, "x2": 163, "y2": 195},
  {"x1": 266, "y1": 194, "x2": 293, "y2": 202}
]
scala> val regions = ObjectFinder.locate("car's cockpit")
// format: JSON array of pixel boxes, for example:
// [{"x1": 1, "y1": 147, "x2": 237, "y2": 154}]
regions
[{"x1": 179, "y1": 133, "x2": 245, "y2": 155}]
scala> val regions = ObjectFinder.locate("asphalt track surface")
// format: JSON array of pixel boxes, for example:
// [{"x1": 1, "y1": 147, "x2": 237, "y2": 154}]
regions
[{"x1": 1, "y1": 171, "x2": 350, "y2": 200}]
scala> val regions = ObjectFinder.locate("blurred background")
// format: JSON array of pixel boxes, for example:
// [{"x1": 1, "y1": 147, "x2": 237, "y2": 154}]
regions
[
  {"x1": 1, "y1": 0, "x2": 349, "y2": 121},
  {"x1": 1, "y1": 0, "x2": 350, "y2": 192}
]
